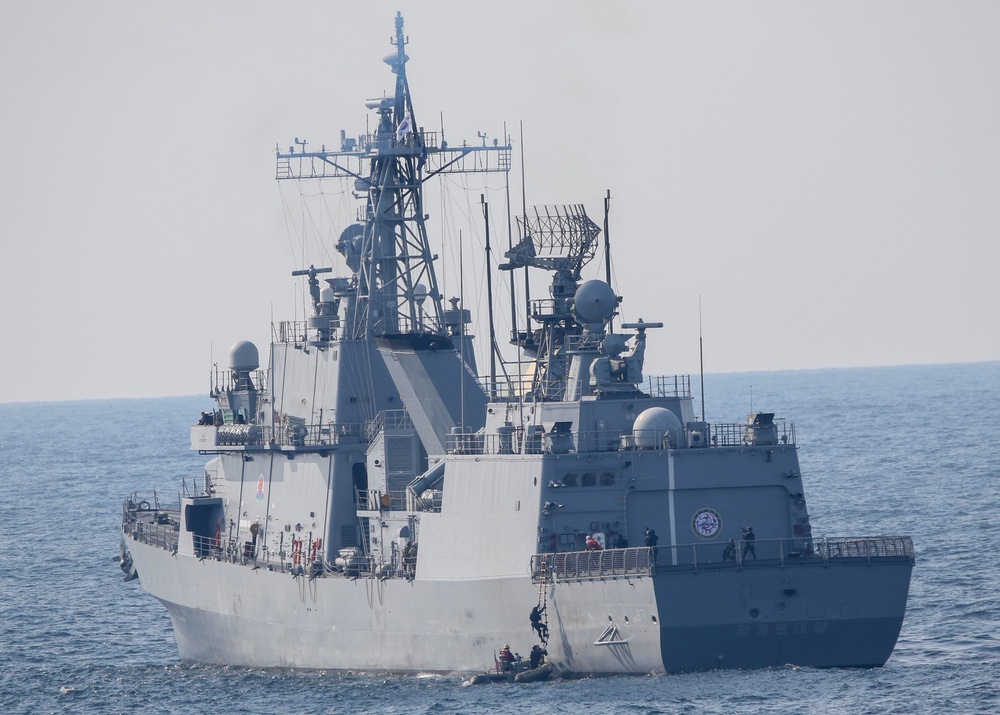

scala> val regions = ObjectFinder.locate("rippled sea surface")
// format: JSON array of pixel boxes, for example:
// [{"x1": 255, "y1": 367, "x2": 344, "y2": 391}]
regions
[{"x1": 2, "y1": 362, "x2": 998, "y2": 714}]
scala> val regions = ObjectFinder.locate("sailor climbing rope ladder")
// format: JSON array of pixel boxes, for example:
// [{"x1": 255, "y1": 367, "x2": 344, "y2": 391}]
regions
[{"x1": 530, "y1": 583, "x2": 549, "y2": 642}]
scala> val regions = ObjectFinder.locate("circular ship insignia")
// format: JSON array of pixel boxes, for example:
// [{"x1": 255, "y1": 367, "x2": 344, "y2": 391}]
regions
[{"x1": 692, "y1": 509, "x2": 722, "y2": 538}]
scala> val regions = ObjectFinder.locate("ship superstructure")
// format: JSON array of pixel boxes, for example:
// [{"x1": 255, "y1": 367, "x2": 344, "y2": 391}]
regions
[{"x1": 121, "y1": 13, "x2": 913, "y2": 674}]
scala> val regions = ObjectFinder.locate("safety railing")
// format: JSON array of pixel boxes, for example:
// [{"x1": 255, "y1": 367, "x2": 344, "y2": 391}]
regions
[
  {"x1": 209, "y1": 539, "x2": 415, "y2": 581},
  {"x1": 410, "y1": 490, "x2": 442, "y2": 513},
  {"x1": 122, "y1": 497, "x2": 419, "y2": 580},
  {"x1": 121, "y1": 498, "x2": 180, "y2": 553},
  {"x1": 193, "y1": 420, "x2": 371, "y2": 450},
  {"x1": 368, "y1": 409, "x2": 415, "y2": 440},
  {"x1": 209, "y1": 367, "x2": 268, "y2": 396},
  {"x1": 482, "y1": 377, "x2": 535, "y2": 402},
  {"x1": 443, "y1": 419, "x2": 795, "y2": 456},
  {"x1": 446, "y1": 427, "x2": 629, "y2": 456},
  {"x1": 818, "y1": 536, "x2": 915, "y2": 562},
  {"x1": 652, "y1": 536, "x2": 914, "y2": 572},
  {"x1": 531, "y1": 547, "x2": 653, "y2": 583},
  {"x1": 480, "y1": 373, "x2": 695, "y2": 403},
  {"x1": 272, "y1": 421, "x2": 369, "y2": 448},
  {"x1": 565, "y1": 333, "x2": 605, "y2": 352},
  {"x1": 529, "y1": 536, "x2": 913, "y2": 582},
  {"x1": 643, "y1": 375, "x2": 692, "y2": 399},
  {"x1": 273, "y1": 320, "x2": 311, "y2": 344},
  {"x1": 710, "y1": 420, "x2": 796, "y2": 447},
  {"x1": 356, "y1": 489, "x2": 410, "y2": 512}
]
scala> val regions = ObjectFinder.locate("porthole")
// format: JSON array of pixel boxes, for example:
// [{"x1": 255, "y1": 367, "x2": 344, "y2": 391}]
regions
[{"x1": 748, "y1": 608, "x2": 761, "y2": 620}]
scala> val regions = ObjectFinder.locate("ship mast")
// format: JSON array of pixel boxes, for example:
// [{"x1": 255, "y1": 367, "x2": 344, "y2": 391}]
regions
[{"x1": 275, "y1": 12, "x2": 511, "y2": 342}]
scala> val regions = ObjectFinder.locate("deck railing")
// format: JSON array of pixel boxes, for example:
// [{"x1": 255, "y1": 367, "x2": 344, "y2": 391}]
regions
[
  {"x1": 356, "y1": 488, "x2": 411, "y2": 512},
  {"x1": 121, "y1": 499, "x2": 180, "y2": 553},
  {"x1": 122, "y1": 497, "x2": 417, "y2": 580},
  {"x1": 710, "y1": 420, "x2": 796, "y2": 447},
  {"x1": 531, "y1": 547, "x2": 654, "y2": 583},
  {"x1": 444, "y1": 420, "x2": 795, "y2": 456},
  {"x1": 124, "y1": 497, "x2": 912, "y2": 585},
  {"x1": 643, "y1": 375, "x2": 692, "y2": 398},
  {"x1": 195, "y1": 420, "x2": 371, "y2": 450},
  {"x1": 530, "y1": 536, "x2": 914, "y2": 583}
]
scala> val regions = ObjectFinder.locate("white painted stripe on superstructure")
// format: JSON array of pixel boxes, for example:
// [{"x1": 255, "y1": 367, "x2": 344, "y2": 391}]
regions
[{"x1": 668, "y1": 453, "x2": 677, "y2": 566}]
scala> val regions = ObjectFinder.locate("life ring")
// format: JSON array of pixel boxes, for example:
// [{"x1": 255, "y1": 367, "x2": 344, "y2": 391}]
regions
[{"x1": 138, "y1": 500, "x2": 151, "y2": 511}]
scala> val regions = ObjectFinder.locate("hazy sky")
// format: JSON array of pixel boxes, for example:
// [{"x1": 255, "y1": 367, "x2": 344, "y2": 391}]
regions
[{"x1": 2, "y1": 1, "x2": 998, "y2": 404}]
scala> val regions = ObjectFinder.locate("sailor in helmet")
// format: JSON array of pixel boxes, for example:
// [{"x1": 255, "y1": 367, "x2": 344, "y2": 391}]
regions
[{"x1": 499, "y1": 643, "x2": 515, "y2": 673}]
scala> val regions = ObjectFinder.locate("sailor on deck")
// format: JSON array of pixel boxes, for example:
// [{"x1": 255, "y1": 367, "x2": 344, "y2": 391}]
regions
[
  {"x1": 644, "y1": 528, "x2": 659, "y2": 565},
  {"x1": 742, "y1": 527, "x2": 757, "y2": 560}
]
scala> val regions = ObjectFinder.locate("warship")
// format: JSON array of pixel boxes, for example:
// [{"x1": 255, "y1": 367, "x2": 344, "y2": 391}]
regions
[{"x1": 120, "y1": 13, "x2": 913, "y2": 675}]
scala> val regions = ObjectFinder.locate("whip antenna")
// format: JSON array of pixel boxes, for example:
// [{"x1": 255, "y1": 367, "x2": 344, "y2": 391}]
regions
[{"x1": 699, "y1": 296, "x2": 706, "y2": 422}]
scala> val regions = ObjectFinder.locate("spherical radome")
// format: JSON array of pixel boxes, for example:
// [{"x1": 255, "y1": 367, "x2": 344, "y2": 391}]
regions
[
  {"x1": 574, "y1": 280, "x2": 617, "y2": 324},
  {"x1": 633, "y1": 406, "x2": 683, "y2": 449},
  {"x1": 229, "y1": 340, "x2": 260, "y2": 372}
]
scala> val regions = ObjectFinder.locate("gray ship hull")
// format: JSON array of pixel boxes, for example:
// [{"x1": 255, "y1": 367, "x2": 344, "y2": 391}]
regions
[
  {"x1": 128, "y1": 537, "x2": 910, "y2": 674},
  {"x1": 652, "y1": 562, "x2": 912, "y2": 672}
]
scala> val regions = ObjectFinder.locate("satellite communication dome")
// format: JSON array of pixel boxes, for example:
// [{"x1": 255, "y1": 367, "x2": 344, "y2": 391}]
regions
[
  {"x1": 574, "y1": 280, "x2": 617, "y2": 324},
  {"x1": 633, "y1": 407, "x2": 683, "y2": 449},
  {"x1": 229, "y1": 340, "x2": 260, "y2": 373}
]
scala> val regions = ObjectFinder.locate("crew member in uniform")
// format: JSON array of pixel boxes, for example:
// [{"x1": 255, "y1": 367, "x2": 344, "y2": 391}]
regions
[
  {"x1": 742, "y1": 526, "x2": 756, "y2": 560},
  {"x1": 529, "y1": 643, "x2": 547, "y2": 669},
  {"x1": 529, "y1": 604, "x2": 547, "y2": 641},
  {"x1": 644, "y1": 528, "x2": 659, "y2": 565}
]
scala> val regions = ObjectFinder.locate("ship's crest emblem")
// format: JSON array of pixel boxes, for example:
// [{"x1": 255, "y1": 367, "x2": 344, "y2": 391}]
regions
[{"x1": 693, "y1": 509, "x2": 722, "y2": 538}]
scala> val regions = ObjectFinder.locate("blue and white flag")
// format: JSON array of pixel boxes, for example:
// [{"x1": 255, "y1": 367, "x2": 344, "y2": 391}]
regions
[{"x1": 395, "y1": 114, "x2": 412, "y2": 143}]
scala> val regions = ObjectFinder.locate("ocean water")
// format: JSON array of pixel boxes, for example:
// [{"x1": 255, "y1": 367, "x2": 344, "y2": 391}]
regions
[{"x1": 1, "y1": 362, "x2": 998, "y2": 714}]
